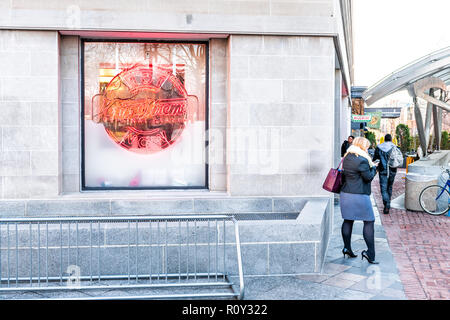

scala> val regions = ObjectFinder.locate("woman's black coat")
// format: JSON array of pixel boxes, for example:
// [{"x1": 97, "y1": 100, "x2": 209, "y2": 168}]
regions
[{"x1": 341, "y1": 153, "x2": 377, "y2": 195}]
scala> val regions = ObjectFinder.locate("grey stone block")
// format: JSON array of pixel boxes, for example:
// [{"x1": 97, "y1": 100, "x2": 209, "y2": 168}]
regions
[
  {"x1": 0, "y1": 201, "x2": 26, "y2": 216},
  {"x1": 310, "y1": 56, "x2": 334, "y2": 80},
  {"x1": 207, "y1": 127, "x2": 226, "y2": 166},
  {"x1": 223, "y1": 243, "x2": 269, "y2": 276},
  {"x1": 278, "y1": 149, "x2": 310, "y2": 174},
  {"x1": 299, "y1": 199, "x2": 329, "y2": 225},
  {"x1": 210, "y1": 80, "x2": 227, "y2": 103},
  {"x1": 248, "y1": 56, "x2": 293, "y2": 79},
  {"x1": 283, "y1": 79, "x2": 333, "y2": 104},
  {"x1": 0, "y1": 30, "x2": 58, "y2": 51},
  {"x1": 282, "y1": 79, "x2": 310, "y2": 103},
  {"x1": 236, "y1": 222, "x2": 320, "y2": 243},
  {"x1": 231, "y1": 35, "x2": 263, "y2": 56},
  {"x1": 248, "y1": 103, "x2": 311, "y2": 127},
  {"x1": 194, "y1": 198, "x2": 272, "y2": 213},
  {"x1": 3, "y1": 126, "x2": 58, "y2": 151},
  {"x1": 30, "y1": 50, "x2": 58, "y2": 76},
  {"x1": 62, "y1": 126, "x2": 79, "y2": 152},
  {"x1": 2, "y1": 77, "x2": 57, "y2": 101},
  {"x1": 0, "y1": 151, "x2": 31, "y2": 176},
  {"x1": 62, "y1": 103, "x2": 79, "y2": 127},
  {"x1": 230, "y1": 55, "x2": 249, "y2": 79},
  {"x1": 209, "y1": 172, "x2": 226, "y2": 192},
  {"x1": 111, "y1": 199, "x2": 194, "y2": 215},
  {"x1": 289, "y1": 56, "x2": 311, "y2": 79},
  {"x1": 273, "y1": 197, "x2": 308, "y2": 213},
  {"x1": 229, "y1": 174, "x2": 282, "y2": 196},
  {"x1": 0, "y1": 51, "x2": 31, "y2": 76},
  {"x1": 281, "y1": 126, "x2": 332, "y2": 150},
  {"x1": 309, "y1": 150, "x2": 332, "y2": 174},
  {"x1": 301, "y1": 37, "x2": 334, "y2": 57},
  {"x1": 241, "y1": 244, "x2": 268, "y2": 275},
  {"x1": 60, "y1": 54, "x2": 78, "y2": 81},
  {"x1": 62, "y1": 149, "x2": 79, "y2": 175},
  {"x1": 308, "y1": 80, "x2": 333, "y2": 104},
  {"x1": 310, "y1": 103, "x2": 334, "y2": 126},
  {"x1": 102, "y1": 220, "x2": 216, "y2": 246},
  {"x1": 0, "y1": 101, "x2": 30, "y2": 126},
  {"x1": 31, "y1": 150, "x2": 58, "y2": 176},
  {"x1": 270, "y1": 2, "x2": 333, "y2": 17},
  {"x1": 3, "y1": 176, "x2": 58, "y2": 199},
  {"x1": 26, "y1": 200, "x2": 111, "y2": 216},
  {"x1": 62, "y1": 174, "x2": 79, "y2": 193},
  {"x1": 262, "y1": 35, "x2": 290, "y2": 55},
  {"x1": 281, "y1": 173, "x2": 329, "y2": 196},
  {"x1": 269, "y1": 243, "x2": 316, "y2": 274},
  {"x1": 209, "y1": 103, "x2": 227, "y2": 128},
  {"x1": 229, "y1": 103, "x2": 249, "y2": 126},
  {"x1": 231, "y1": 79, "x2": 283, "y2": 103},
  {"x1": 61, "y1": 79, "x2": 78, "y2": 103},
  {"x1": 30, "y1": 101, "x2": 58, "y2": 126},
  {"x1": 60, "y1": 36, "x2": 79, "y2": 56}
]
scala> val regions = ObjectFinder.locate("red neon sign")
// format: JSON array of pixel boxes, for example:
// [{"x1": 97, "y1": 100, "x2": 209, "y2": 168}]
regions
[{"x1": 92, "y1": 65, "x2": 196, "y2": 154}]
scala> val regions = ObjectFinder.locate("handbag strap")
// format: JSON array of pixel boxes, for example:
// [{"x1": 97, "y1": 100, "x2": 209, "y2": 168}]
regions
[{"x1": 337, "y1": 156, "x2": 345, "y2": 170}]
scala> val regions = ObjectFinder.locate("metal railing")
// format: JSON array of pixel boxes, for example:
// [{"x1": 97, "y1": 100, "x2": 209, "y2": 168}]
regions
[{"x1": 0, "y1": 215, "x2": 244, "y2": 300}]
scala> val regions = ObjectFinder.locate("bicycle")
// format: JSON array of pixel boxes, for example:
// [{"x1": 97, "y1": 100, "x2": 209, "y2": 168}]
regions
[{"x1": 418, "y1": 168, "x2": 450, "y2": 215}]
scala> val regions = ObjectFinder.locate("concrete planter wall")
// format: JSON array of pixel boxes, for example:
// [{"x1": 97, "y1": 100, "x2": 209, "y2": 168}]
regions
[{"x1": 0, "y1": 199, "x2": 332, "y2": 278}]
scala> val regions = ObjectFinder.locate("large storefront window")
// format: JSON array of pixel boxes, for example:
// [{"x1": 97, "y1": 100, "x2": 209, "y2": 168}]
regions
[{"x1": 82, "y1": 41, "x2": 207, "y2": 189}]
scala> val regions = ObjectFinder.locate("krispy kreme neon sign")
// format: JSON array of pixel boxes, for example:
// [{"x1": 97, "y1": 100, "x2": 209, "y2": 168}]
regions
[
  {"x1": 100, "y1": 98, "x2": 186, "y2": 123},
  {"x1": 92, "y1": 65, "x2": 197, "y2": 154}
]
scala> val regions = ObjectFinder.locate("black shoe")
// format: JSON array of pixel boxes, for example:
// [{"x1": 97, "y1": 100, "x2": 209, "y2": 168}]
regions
[
  {"x1": 361, "y1": 250, "x2": 379, "y2": 264},
  {"x1": 383, "y1": 207, "x2": 389, "y2": 214},
  {"x1": 342, "y1": 248, "x2": 357, "y2": 258}
]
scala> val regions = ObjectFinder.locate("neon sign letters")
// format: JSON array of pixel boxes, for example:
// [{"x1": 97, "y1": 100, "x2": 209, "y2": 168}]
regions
[{"x1": 93, "y1": 65, "x2": 195, "y2": 154}]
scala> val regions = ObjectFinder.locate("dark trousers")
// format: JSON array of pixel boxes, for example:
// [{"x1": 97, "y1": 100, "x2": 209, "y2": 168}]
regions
[{"x1": 379, "y1": 171, "x2": 396, "y2": 208}]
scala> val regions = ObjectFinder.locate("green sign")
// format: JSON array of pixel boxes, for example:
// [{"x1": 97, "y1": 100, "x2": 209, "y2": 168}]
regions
[{"x1": 366, "y1": 112, "x2": 382, "y2": 129}]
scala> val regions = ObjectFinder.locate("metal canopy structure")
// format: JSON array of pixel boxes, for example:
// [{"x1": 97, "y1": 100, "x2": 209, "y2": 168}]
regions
[
  {"x1": 362, "y1": 47, "x2": 450, "y2": 105},
  {"x1": 361, "y1": 47, "x2": 450, "y2": 158}
]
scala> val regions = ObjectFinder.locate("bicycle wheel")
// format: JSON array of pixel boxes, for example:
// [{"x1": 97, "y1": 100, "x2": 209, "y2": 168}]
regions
[{"x1": 419, "y1": 184, "x2": 450, "y2": 215}]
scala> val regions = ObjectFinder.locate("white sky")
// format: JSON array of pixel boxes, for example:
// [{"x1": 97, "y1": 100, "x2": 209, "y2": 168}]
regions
[{"x1": 353, "y1": 0, "x2": 450, "y2": 87}]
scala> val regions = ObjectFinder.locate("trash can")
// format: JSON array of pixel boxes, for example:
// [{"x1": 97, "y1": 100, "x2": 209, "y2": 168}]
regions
[{"x1": 405, "y1": 173, "x2": 437, "y2": 211}]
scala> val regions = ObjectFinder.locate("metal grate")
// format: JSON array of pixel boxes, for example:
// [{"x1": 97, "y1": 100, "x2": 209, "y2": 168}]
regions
[{"x1": 0, "y1": 215, "x2": 244, "y2": 300}]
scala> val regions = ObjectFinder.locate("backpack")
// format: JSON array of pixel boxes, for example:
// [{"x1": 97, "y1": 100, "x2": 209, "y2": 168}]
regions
[{"x1": 388, "y1": 146, "x2": 403, "y2": 168}]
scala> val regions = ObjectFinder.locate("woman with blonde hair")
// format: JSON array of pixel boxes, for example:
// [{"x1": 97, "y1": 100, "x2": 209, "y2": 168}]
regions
[{"x1": 340, "y1": 136, "x2": 379, "y2": 264}]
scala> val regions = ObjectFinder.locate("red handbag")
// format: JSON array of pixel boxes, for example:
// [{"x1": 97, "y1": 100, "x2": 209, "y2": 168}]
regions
[{"x1": 322, "y1": 157, "x2": 344, "y2": 193}]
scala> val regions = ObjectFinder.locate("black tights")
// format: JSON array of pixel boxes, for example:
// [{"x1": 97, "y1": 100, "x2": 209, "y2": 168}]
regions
[{"x1": 341, "y1": 220, "x2": 375, "y2": 260}]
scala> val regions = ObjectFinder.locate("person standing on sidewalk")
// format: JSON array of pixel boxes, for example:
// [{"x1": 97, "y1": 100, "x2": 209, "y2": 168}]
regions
[
  {"x1": 341, "y1": 135, "x2": 354, "y2": 157},
  {"x1": 340, "y1": 137, "x2": 379, "y2": 264},
  {"x1": 373, "y1": 134, "x2": 397, "y2": 214}
]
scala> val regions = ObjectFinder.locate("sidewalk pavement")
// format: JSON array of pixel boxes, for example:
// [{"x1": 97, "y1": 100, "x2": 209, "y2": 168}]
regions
[
  {"x1": 242, "y1": 196, "x2": 406, "y2": 300},
  {"x1": 372, "y1": 169, "x2": 449, "y2": 300}
]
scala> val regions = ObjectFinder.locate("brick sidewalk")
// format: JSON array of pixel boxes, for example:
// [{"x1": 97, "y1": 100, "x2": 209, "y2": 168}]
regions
[{"x1": 372, "y1": 169, "x2": 450, "y2": 300}]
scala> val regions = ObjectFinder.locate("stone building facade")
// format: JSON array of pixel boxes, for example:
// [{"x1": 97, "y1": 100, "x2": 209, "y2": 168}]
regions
[{"x1": 0, "y1": 0, "x2": 353, "y2": 275}]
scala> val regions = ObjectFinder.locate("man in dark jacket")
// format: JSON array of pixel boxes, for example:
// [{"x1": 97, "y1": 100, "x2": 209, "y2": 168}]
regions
[
  {"x1": 373, "y1": 134, "x2": 397, "y2": 214},
  {"x1": 341, "y1": 136, "x2": 354, "y2": 157}
]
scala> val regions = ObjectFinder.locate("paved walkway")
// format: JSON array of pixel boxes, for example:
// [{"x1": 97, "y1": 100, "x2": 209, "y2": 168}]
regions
[
  {"x1": 242, "y1": 196, "x2": 406, "y2": 300},
  {"x1": 371, "y1": 169, "x2": 450, "y2": 300}
]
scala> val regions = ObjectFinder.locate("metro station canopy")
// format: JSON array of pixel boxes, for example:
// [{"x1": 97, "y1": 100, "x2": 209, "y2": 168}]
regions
[
  {"x1": 361, "y1": 47, "x2": 450, "y2": 157},
  {"x1": 362, "y1": 47, "x2": 450, "y2": 105}
]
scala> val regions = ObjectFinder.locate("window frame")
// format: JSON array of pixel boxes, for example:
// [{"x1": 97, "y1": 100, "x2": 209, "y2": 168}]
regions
[{"x1": 80, "y1": 38, "x2": 210, "y2": 191}]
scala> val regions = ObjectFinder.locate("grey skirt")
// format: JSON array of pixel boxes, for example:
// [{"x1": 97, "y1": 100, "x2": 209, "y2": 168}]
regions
[{"x1": 340, "y1": 191, "x2": 375, "y2": 221}]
